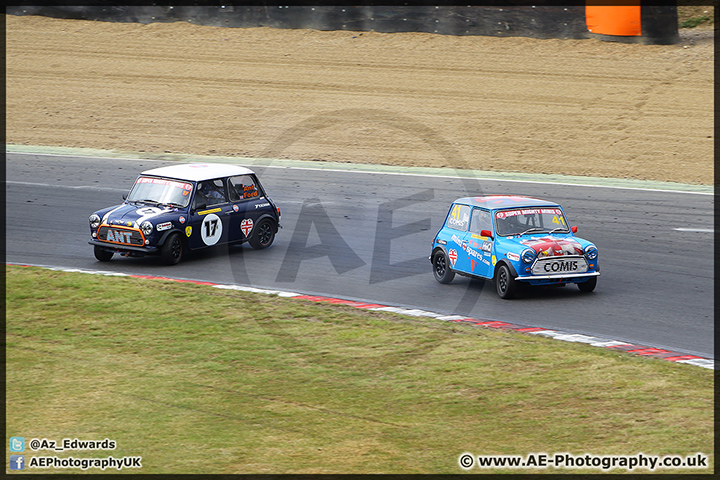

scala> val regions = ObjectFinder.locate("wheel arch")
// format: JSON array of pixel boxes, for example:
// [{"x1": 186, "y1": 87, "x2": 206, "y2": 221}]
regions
[
  {"x1": 158, "y1": 229, "x2": 189, "y2": 249},
  {"x1": 493, "y1": 258, "x2": 519, "y2": 279},
  {"x1": 431, "y1": 245, "x2": 447, "y2": 261},
  {"x1": 255, "y1": 213, "x2": 279, "y2": 232}
]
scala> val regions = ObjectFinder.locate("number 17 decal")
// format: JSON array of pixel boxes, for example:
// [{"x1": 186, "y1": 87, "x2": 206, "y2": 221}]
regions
[{"x1": 201, "y1": 213, "x2": 223, "y2": 246}]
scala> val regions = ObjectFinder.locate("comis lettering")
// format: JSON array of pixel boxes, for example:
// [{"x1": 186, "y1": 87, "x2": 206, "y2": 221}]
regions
[{"x1": 544, "y1": 261, "x2": 578, "y2": 272}]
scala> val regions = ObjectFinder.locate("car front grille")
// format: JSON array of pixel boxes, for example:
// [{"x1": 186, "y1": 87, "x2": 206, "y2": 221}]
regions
[
  {"x1": 531, "y1": 255, "x2": 588, "y2": 275},
  {"x1": 97, "y1": 225, "x2": 145, "y2": 246}
]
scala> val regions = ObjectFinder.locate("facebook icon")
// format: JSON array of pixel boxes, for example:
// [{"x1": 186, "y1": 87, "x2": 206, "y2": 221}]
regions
[{"x1": 10, "y1": 455, "x2": 25, "y2": 470}]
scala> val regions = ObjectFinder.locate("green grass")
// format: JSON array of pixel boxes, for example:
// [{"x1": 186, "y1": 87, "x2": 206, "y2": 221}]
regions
[
  {"x1": 677, "y1": 4, "x2": 715, "y2": 28},
  {"x1": 5, "y1": 265, "x2": 714, "y2": 474},
  {"x1": 680, "y1": 16, "x2": 713, "y2": 28}
]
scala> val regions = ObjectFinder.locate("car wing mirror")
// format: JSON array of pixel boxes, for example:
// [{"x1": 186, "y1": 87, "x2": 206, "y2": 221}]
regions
[
  {"x1": 571, "y1": 226, "x2": 578, "y2": 233},
  {"x1": 480, "y1": 229, "x2": 493, "y2": 239}
]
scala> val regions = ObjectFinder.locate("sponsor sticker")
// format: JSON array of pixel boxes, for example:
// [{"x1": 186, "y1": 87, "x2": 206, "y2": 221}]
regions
[
  {"x1": 185, "y1": 226, "x2": 192, "y2": 237},
  {"x1": 466, "y1": 246, "x2": 482, "y2": 260},
  {"x1": 448, "y1": 249, "x2": 458, "y2": 267},
  {"x1": 243, "y1": 185, "x2": 259, "y2": 199},
  {"x1": 136, "y1": 177, "x2": 193, "y2": 191},
  {"x1": 179, "y1": 216, "x2": 186, "y2": 224},
  {"x1": 156, "y1": 222, "x2": 172, "y2": 232},
  {"x1": 447, "y1": 217, "x2": 467, "y2": 229},
  {"x1": 506, "y1": 252, "x2": 520, "y2": 261},
  {"x1": 232, "y1": 204, "x2": 239, "y2": 212},
  {"x1": 497, "y1": 208, "x2": 563, "y2": 219},
  {"x1": 198, "y1": 208, "x2": 222, "y2": 216},
  {"x1": 241, "y1": 218, "x2": 254, "y2": 237}
]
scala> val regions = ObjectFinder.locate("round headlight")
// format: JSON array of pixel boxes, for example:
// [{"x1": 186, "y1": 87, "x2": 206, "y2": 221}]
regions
[
  {"x1": 89, "y1": 214, "x2": 101, "y2": 229},
  {"x1": 584, "y1": 245, "x2": 598, "y2": 260},
  {"x1": 140, "y1": 221, "x2": 153, "y2": 236},
  {"x1": 521, "y1": 248, "x2": 536, "y2": 264}
]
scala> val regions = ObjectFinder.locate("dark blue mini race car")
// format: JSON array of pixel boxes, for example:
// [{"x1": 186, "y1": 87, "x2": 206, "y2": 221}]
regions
[
  {"x1": 430, "y1": 195, "x2": 599, "y2": 299},
  {"x1": 89, "y1": 163, "x2": 280, "y2": 264}
]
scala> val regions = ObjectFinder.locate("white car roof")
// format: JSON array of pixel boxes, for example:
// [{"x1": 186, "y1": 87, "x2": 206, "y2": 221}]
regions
[{"x1": 140, "y1": 163, "x2": 255, "y2": 182}]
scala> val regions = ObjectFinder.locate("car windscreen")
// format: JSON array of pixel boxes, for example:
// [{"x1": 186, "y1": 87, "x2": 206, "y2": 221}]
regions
[
  {"x1": 126, "y1": 176, "x2": 194, "y2": 208},
  {"x1": 494, "y1": 207, "x2": 568, "y2": 236}
]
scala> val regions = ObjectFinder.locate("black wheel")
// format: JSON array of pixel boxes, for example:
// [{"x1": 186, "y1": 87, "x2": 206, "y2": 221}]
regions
[
  {"x1": 94, "y1": 246, "x2": 114, "y2": 262},
  {"x1": 495, "y1": 263, "x2": 517, "y2": 299},
  {"x1": 160, "y1": 233, "x2": 184, "y2": 265},
  {"x1": 249, "y1": 218, "x2": 276, "y2": 250},
  {"x1": 577, "y1": 276, "x2": 597, "y2": 293},
  {"x1": 432, "y1": 250, "x2": 455, "y2": 284}
]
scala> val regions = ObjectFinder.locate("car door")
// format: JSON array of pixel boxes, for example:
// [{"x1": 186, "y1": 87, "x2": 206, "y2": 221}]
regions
[
  {"x1": 187, "y1": 178, "x2": 233, "y2": 249},
  {"x1": 226, "y1": 174, "x2": 268, "y2": 243},
  {"x1": 462, "y1": 207, "x2": 494, "y2": 279}
]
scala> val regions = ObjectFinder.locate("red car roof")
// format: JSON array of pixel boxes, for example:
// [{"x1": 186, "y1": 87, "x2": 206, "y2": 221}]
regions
[{"x1": 453, "y1": 195, "x2": 561, "y2": 209}]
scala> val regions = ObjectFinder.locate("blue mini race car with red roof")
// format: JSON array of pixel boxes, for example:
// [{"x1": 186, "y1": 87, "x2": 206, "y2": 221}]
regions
[{"x1": 430, "y1": 195, "x2": 599, "y2": 299}]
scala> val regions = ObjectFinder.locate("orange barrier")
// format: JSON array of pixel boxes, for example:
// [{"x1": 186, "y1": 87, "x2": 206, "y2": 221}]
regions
[{"x1": 585, "y1": 2, "x2": 641, "y2": 37}]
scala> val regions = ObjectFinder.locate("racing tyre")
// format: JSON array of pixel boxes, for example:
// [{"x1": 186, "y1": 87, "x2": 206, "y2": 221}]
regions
[
  {"x1": 160, "y1": 233, "x2": 184, "y2": 265},
  {"x1": 94, "y1": 246, "x2": 114, "y2": 262},
  {"x1": 495, "y1": 264, "x2": 517, "y2": 299},
  {"x1": 432, "y1": 250, "x2": 455, "y2": 284},
  {"x1": 249, "y1": 218, "x2": 276, "y2": 250},
  {"x1": 577, "y1": 276, "x2": 597, "y2": 293}
]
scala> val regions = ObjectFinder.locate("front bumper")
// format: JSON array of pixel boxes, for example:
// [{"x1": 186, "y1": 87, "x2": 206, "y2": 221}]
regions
[
  {"x1": 89, "y1": 240, "x2": 159, "y2": 255},
  {"x1": 515, "y1": 271, "x2": 599, "y2": 285}
]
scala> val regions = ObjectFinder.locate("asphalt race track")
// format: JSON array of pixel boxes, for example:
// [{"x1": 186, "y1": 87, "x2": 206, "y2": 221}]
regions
[{"x1": 6, "y1": 152, "x2": 714, "y2": 359}]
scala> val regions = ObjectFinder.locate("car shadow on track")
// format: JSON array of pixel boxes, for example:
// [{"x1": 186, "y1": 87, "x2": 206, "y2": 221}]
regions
[
  {"x1": 103, "y1": 242, "x2": 260, "y2": 267},
  {"x1": 453, "y1": 276, "x2": 596, "y2": 302},
  {"x1": 516, "y1": 282, "x2": 597, "y2": 301}
]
